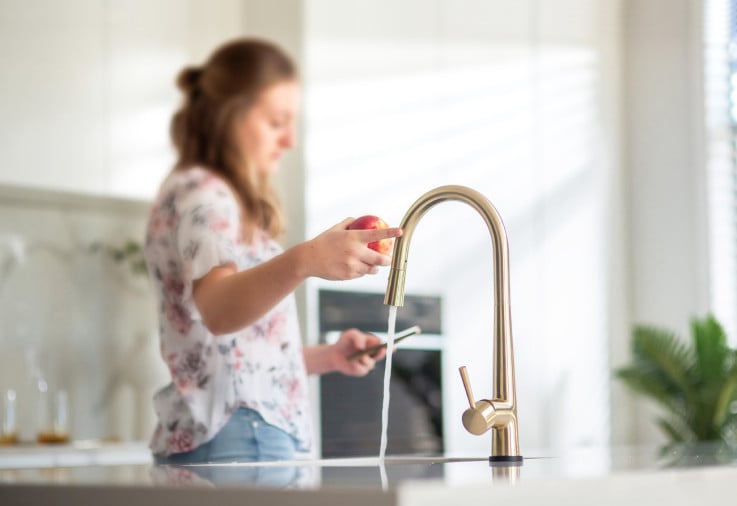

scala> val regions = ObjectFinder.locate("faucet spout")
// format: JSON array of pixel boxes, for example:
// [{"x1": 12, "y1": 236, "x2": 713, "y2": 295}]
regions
[{"x1": 384, "y1": 185, "x2": 522, "y2": 463}]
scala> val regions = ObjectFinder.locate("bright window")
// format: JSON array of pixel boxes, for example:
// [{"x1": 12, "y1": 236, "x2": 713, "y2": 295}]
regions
[{"x1": 705, "y1": 0, "x2": 737, "y2": 344}]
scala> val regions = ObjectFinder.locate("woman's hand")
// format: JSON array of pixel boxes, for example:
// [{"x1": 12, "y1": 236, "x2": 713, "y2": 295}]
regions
[
  {"x1": 298, "y1": 218, "x2": 402, "y2": 280},
  {"x1": 330, "y1": 328, "x2": 387, "y2": 376},
  {"x1": 303, "y1": 328, "x2": 386, "y2": 376}
]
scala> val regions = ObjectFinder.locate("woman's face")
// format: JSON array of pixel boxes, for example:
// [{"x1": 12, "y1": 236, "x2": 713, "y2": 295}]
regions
[{"x1": 233, "y1": 79, "x2": 300, "y2": 176}]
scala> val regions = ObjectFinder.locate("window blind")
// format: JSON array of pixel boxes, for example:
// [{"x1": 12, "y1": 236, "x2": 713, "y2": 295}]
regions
[{"x1": 705, "y1": 0, "x2": 737, "y2": 343}]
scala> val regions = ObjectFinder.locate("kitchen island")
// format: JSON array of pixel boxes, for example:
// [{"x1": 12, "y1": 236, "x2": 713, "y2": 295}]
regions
[{"x1": 2, "y1": 443, "x2": 736, "y2": 505}]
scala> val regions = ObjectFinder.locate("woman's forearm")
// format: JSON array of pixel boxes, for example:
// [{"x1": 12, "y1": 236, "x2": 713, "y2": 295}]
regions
[
  {"x1": 193, "y1": 242, "x2": 309, "y2": 335},
  {"x1": 192, "y1": 222, "x2": 401, "y2": 336}
]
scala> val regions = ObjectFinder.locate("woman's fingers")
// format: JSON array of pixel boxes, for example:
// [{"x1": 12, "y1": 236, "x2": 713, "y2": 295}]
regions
[{"x1": 354, "y1": 227, "x2": 403, "y2": 242}]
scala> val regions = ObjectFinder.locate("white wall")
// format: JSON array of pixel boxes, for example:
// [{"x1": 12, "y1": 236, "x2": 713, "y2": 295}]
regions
[
  {"x1": 620, "y1": 0, "x2": 712, "y2": 444},
  {"x1": 624, "y1": 0, "x2": 710, "y2": 335}
]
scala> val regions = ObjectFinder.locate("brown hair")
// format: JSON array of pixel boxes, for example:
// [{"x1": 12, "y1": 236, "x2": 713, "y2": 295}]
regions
[{"x1": 170, "y1": 38, "x2": 297, "y2": 240}]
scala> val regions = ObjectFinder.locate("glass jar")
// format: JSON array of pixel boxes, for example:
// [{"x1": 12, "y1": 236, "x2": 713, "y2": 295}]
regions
[
  {"x1": 36, "y1": 381, "x2": 69, "y2": 444},
  {"x1": 0, "y1": 389, "x2": 18, "y2": 445}
]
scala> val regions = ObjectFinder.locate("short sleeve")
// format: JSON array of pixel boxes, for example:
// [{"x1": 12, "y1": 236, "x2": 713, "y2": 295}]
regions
[{"x1": 175, "y1": 178, "x2": 241, "y2": 305}]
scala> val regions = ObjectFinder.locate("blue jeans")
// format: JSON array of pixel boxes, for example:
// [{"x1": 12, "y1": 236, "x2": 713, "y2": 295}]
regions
[{"x1": 154, "y1": 407, "x2": 297, "y2": 464}]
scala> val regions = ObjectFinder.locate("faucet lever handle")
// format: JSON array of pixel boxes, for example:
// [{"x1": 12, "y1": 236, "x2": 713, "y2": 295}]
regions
[{"x1": 459, "y1": 366, "x2": 476, "y2": 409}]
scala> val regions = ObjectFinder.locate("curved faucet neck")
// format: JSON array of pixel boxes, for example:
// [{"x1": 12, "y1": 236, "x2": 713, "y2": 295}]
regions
[{"x1": 384, "y1": 185, "x2": 517, "y2": 405}]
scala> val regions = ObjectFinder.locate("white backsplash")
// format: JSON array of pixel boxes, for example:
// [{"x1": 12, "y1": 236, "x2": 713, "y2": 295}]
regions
[{"x1": 0, "y1": 184, "x2": 168, "y2": 443}]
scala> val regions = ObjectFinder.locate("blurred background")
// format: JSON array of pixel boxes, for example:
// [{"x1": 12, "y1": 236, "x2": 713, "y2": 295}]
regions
[{"x1": 0, "y1": 0, "x2": 733, "y2": 460}]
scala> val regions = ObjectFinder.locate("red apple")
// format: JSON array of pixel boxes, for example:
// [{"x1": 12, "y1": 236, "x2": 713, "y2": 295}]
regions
[{"x1": 347, "y1": 215, "x2": 394, "y2": 255}]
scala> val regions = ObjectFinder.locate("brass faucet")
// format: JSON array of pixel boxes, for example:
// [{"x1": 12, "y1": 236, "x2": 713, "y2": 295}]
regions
[{"x1": 384, "y1": 185, "x2": 523, "y2": 463}]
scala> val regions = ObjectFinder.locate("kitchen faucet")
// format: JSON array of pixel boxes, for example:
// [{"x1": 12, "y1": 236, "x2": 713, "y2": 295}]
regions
[{"x1": 384, "y1": 185, "x2": 522, "y2": 463}]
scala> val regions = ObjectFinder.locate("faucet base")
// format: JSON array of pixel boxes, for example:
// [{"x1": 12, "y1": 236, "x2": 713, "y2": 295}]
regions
[{"x1": 489, "y1": 455, "x2": 524, "y2": 465}]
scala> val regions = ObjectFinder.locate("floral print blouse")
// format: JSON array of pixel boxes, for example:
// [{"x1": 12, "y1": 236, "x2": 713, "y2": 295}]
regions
[{"x1": 144, "y1": 167, "x2": 311, "y2": 457}]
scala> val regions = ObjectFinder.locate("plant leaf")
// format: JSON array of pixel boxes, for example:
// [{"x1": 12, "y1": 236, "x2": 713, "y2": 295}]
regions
[
  {"x1": 713, "y1": 351, "x2": 737, "y2": 427},
  {"x1": 656, "y1": 416, "x2": 690, "y2": 442},
  {"x1": 631, "y1": 325, "x2": 695, "y2": 403},
  {"x1": 692, "y1": 314, "x2": 728, "y2": 385}
]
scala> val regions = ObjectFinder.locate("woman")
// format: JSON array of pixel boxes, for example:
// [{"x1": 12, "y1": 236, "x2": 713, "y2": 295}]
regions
[{"x1": 144, "y1": 38, "x2": 401, "y2": 464}]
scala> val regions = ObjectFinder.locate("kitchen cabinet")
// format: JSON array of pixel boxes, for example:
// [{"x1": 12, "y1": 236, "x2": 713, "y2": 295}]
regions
[{"x1": 0, "y1": 0, "x2": 244, "y2": 200}]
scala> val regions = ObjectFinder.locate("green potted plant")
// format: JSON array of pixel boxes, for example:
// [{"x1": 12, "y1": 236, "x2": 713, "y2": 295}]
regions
[
  {"x1": 89, "y1": 239, "x2": 147, "y2": 278},
  {"x1": 615, "y1": 314, "x2": 737, "y2": 446}
]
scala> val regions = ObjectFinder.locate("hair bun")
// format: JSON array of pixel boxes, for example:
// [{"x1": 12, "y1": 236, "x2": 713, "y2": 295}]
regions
[{"x1": 176, "y1": 66, "x2": 203, "y2": 94}]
